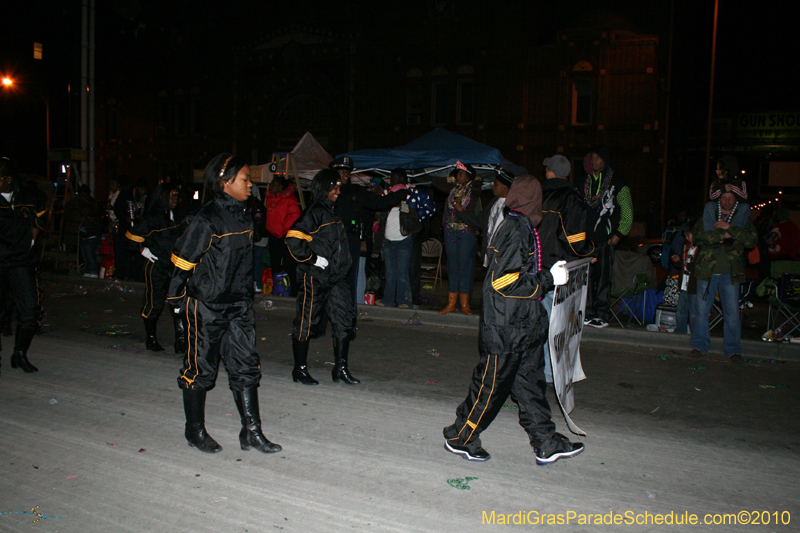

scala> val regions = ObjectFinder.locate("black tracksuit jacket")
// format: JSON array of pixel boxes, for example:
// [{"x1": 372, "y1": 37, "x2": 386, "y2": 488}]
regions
[
  {"x1": 539, "y1": 178, "x2": 596, "y2": 270},
  {"x1": 286, "y1": 199, "x2": 352, "y2": 287}
]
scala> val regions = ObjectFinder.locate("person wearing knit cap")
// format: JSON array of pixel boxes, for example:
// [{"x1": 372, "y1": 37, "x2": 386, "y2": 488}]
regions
[
  {"x1": 703, "y1": 155, "x2": 750, "y2": 232},
  {"x1": 443, "y1": 176, "x2": 584, "y2": 465},
  {"x1": 579, "y1": 146, "x2": 633, "y2": 328},
  {"x1": 454, "y1": 167, "x2": 516, "y2": 269},
  {"x1": 539, "y1": 155, "x2": 596, "y2": 383}
]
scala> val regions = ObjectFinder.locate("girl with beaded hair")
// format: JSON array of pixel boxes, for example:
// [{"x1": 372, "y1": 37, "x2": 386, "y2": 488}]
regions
[
  {"x1": 168, "y1": 153, "x2": 281, "y2": 455},
  {"x1": 443, "y1": 175, "x2": 584, "y2": 465},
  {"x1": 703, "y1": 155, "x2": 750, "y2": 232},
  {"x1": 439, "y1": 162, "x2": 479, "y2": 315}
]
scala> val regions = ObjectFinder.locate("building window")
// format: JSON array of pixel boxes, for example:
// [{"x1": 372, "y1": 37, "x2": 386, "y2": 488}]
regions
[
  {"x1": 275, "y1": 94, "x2": 333, "y2": 136},
  {"x1": 457, "y1": 80, "x2": 474, "y2": 125},
  {"x1": 190, "y1": 88, "x2": 201, "y2": 135},
  {"x1": 431, "y1": 66, "x2": 449, "y2": 126},
  {"x1": 406, "y1": 68, "x2": 423, "y2": 126},
  {"x1": 107, "y1": 102, "x2": 117, "y2": 143},
  {"x1": 156, "y1": 90, "x2": 169, "y2": 135},
  {"x1": 572, "y1": 77, "x2": 593, "y2": 125}
]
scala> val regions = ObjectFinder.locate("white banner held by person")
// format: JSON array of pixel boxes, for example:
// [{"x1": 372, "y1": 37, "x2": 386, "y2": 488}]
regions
[{"x1": 549, "y1": 257, "x2": 592, "y2": 436}]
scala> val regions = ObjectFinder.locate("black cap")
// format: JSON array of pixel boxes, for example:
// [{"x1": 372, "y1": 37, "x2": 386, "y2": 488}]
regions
[
  {"x1": 330, "y1": 156, "x2": 354, "y2": 171},
  {"x1": 496, "y1": 168, "x2": 515, "y2": 188}
]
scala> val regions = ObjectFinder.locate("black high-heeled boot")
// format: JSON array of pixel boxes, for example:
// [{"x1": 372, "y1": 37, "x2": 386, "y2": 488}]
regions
[
  {"x1": 182, "y1": 387, "x2": 222, "y2": 453},
  {"x1": 332, "y1": 336, "x2": 360, "y2": 384},
  {"x1": 232, "y1": 388, "x2": 282, "y2": 453},
  {"x1": 291, "y1": 338, "x2": 318, "y2": 385},
  {"x1": 173, "y1": 315, "x2": 187, "y2": 354},
  {"x1": 144, "y1": 318, "x2": 164, "y2": 352},
  {"x1": 10, "y1": 326, "x2": 38, "y2": 373}
]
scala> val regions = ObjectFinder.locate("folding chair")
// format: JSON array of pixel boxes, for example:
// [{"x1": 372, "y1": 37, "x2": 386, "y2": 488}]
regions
[
  {"x1": 762, "y1": 260, "x2": 800, "y2": 341},
  {"x1": 708, "y1": 279, "x2": 756, "y2": 331},
  {"x1": 420, "y1": 238, "x2": 443, "y2": 290},
  {"x1": 610, "y1": 272, "x2": 650, "y2": 327}
]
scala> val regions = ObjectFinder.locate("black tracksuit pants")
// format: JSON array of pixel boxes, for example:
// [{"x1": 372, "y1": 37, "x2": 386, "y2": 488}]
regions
[
  {"x1": 586, "y1": 241, "x2": 614, "y2": 322},
  {"x1": 141, "y1": 259, "x2": 171, "y2": 320},
  {"x1": 292, "y1": 273, "x2": 354, "y2": 342},
  {"x1": 0, "y1": 265, "x2": 42, "y2": 331},
  {"x1": 177, "y1": 298, "x2": 261, "y2": 392},
  {"x1": 444, "y1": 342, "x2": 555, "y2": 451}
]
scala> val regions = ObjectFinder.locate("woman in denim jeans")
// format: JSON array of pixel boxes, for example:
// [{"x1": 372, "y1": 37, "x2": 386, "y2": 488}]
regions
[
  {"x1": 376, "y1": 169, "x2": 420, "y2": 308},
  {"x1": 440, "y1": 163, "x2": 479, "y2": 315}
]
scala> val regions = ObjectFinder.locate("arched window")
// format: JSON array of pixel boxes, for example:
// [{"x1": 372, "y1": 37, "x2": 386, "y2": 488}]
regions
[
  {"x1": 456, "y1": 65, "x2": 474, "y2": 125},
  {"x1": 431, "y1": 66, "x2": 449, "y2": 126},
  {"x1": 571, "y1": 61, "x2": 594, "y2": 125},
  {"x1": 406, "y1": 68, "x2": 423, "y2": 126}
]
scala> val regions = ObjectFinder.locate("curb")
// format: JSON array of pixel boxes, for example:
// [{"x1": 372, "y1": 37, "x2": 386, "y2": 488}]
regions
[{"x1": 44, "y1": 272, "x2": 800, "y2": 363}]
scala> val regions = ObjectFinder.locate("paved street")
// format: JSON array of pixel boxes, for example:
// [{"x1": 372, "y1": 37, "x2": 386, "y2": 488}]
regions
[{"x1": 1, "y1": 275, "x2": 799, "y2": 532}]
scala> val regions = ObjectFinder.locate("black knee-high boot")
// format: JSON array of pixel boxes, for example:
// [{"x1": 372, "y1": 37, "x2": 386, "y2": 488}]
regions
[
  {"x1": 11, "y1": 326, "x2": 38, "y2": 373},
  {"x1": 144, "y1": 318, "x2": 164, "y2": 352},
  {"x1": 173, "y1": 315, "x2": 187, "y2": 354},
  {"x1": 291, "y1": 338, "x2": 318, "y2": 385},
  {"x1": 332, "y1": 336, "x2": 360, "y2": 384},
  {"x1": 182, "y1": 387, "x2": 222, "y2": 453},
  {"x1": 232, "y1": 388, "x2": 282, "y2": 453}
]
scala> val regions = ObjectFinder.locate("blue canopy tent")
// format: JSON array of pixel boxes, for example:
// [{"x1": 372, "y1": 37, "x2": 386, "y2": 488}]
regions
[{"x1": 337, "y1": 128, "x2": 528, "y2": 187}]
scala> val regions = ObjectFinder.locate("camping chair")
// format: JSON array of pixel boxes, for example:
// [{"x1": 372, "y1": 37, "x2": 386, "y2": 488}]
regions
[
  {"x1": 610, "y1": 272, "x2": 651, "y2": 327},
  {"x1": 708, "y1": 279, "x2": 756, "y2": 331},
  {"x1": 760, "y1": 260, "x2": 800, "y2": 341},
  {"x1": 420, "y1": 238, "x2": 443, "y2": 290}
]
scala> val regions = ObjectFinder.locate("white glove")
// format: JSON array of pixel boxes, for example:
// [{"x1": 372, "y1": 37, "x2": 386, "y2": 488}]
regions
[
  {"x1": 550, "y1": 260, "x2": 569, "y2": 286},
  {"x1": 141, "y1": 247, "x2": 158, "y2": 263},
  {"x1": 314, "y1": 256, "x2": 329, "y2": 269}
]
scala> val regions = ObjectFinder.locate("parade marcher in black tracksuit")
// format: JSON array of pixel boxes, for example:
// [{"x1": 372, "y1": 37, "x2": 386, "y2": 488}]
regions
[
  {"x1": 330, "y1": 156, "x2": 407, "y2": 319},
  {"x1": 126, "y1": 183, "x2": 185, "y2": 353},
  {"x1": 286, "y1": 168, "x2": 359, "y2": 386},
  {"x1": 0, "y1": 157, "x2": 47, "y2": 376},
  {"x1": 443, "y1": 176, "x2": 584, "y2": 465},
  {"x1": 167, "y1": 153, "x2": 281, "y2": 455}
]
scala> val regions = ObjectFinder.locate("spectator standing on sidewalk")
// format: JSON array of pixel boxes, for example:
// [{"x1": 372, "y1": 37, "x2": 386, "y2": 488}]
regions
[
  {"x1": 265, "y1": 176, "x2": 301, "y2": 296},
  {"x1": 374, "y1": 168, "x2": 421, "y2": 309},
  {"x1": 63, "y1": 184, "x2": 103, "y2": 278},
  {"x1": 454, "y1": 167, "x2": 515, "y2": 269},
  {"x1": 442, "y1": 175, "x2": 583, "y2": 465},
  {"x1": 439, "y1": 162, "x2": 480, "y2": 316},
  {"x1": 688, "y1": 191, "x2": 757, "y2": 363},
  {"x1": 579, "y1": 147, "x2": 633, "y2": 328},
  {"x1": 538, "y1": 155, "x2": 595, "y2": 383}
]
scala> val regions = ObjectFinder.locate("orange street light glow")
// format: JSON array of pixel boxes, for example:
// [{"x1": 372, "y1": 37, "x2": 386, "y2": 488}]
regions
[{"x1": 2, "y1": 77, "x2": 13, "y2": 86}]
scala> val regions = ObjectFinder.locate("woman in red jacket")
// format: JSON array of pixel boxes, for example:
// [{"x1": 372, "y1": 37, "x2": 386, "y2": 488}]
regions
[{"x1": 266, "y1": 176, "x2": 301, "y2": 296}]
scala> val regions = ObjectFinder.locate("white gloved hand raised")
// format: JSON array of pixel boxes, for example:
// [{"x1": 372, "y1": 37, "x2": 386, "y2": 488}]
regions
[
  {"x1": 141, "y1": 247, "x2": 158, "y2": 263},
  {"x1": 549, "y1": 260, "x2": 569, "y2": 286},
  {"x1": 314, "y1": 256, "x2": 329, "y2": 269}
]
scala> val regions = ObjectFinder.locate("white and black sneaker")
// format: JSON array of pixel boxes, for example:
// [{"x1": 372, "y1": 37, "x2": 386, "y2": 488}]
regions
[
  {"x1": 534, "y1": 433, "x2": 584, "y2": 465},
  {"x1": 444, "y1": 440, "x2": 491, "y2": 461},
  {"x1": 584, "y1": 318, "x2": 608, "y2": 329}
]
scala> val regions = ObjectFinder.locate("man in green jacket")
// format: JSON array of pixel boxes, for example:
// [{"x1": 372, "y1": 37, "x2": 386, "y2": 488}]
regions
[{"x1": 689, "y1": 191, "x2": 757, "y2": 362}]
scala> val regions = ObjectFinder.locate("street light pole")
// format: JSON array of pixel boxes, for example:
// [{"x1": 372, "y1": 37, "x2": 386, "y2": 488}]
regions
[{"x1": 703, "y1": 0, "x2": 720, "y2": 200}]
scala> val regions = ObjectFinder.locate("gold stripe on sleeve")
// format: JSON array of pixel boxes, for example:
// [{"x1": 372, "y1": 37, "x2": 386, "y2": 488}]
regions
[
  {"x1": 125, "y1": 231, "x2": 145, "y2": 243},
  {"x1": 491, "y1": 272, "x2": 519, "y2": 291},
  {"x1": 286, "y1": 230, "x2": 313, "y2": 242},
  {"x1": 171, "y1": 254, "x2": 197, "y2": 271}
]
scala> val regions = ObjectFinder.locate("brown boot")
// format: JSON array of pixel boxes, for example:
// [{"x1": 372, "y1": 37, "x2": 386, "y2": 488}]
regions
[
  {"x1": 439, "y1": 292, "x2": 458, "y2": 314},
  {"x1": 459, "y1": 294, "x2": 472, "y2": 315}
]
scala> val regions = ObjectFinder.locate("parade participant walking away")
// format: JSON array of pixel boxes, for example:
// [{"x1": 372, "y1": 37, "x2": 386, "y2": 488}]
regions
[
  {"x1": 443, "y1": 176, "x2": 584, "y2": 465},
  {"x1": 539, "y1": 155, "x2": 595, "y2": 383},
  {"x1": 689, "y1": 191, "x2": 757, "y2": 363},
  {"x1": 0, "y1": 157, "x2": 47, "y2": 376},
  {"x1": 126, "y1": 183, "x2": 185, "y2": 353},
  {"x1": 266, "y1": 176, "x2": 301, "y2": 296},
  {"x1": 440, "y1": 162, "x2": 479, "y2": 315},
  {"x1": 286, "y1": 169, "x2": 360, "y2": 386},
  {"x1": 374, "y1": 168, "x2": 421, "y2": 309},
  {"x1": 168, "y1": 153, "x2": 281, "y2": 454},
  {"x1": 331, "y1": 156, "x2": 407, "y2": 315},
  {"x1": 248, "y1": 185, "x2": 268, "y2": 293},
  {"x1": 579, "y1": 147, "x2": 633, "y2": 328},
  {"x1": 455, "y1": 167, "x2": 515, "y2": 268}
]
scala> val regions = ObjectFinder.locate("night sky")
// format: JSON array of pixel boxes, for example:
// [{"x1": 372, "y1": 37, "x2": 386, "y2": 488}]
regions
[{"x1": 1, "y1": 0, "x2": 796, "y2": 176}]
